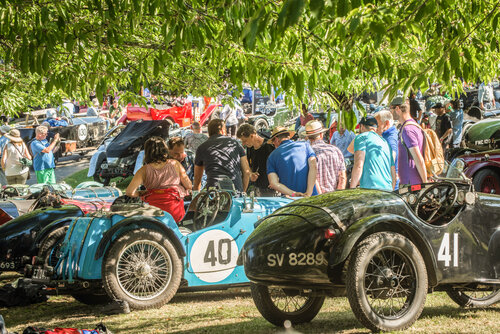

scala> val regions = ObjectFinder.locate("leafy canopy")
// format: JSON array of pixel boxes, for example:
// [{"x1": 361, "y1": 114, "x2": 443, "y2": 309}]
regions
[{"x1": 0, "y1": 0, "x2": 498, "y2": 116}]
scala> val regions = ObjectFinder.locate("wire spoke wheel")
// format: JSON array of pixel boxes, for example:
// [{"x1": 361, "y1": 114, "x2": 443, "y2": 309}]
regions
[
  {"x1": 447, "y1": 285, "x2": 500, "y2": 308},
  {"x1": 268, "y1": 288, "x2": 315, "y2": 314},
  {"x1": 103, "y1": 229, "x2": 182, "y2": 310},
  {"x1": 364, "y1": 248, "x2": 417, "y2": 319},
  {"x1": 250, "y1": 283, "x2": 325, "y2": 326},
  {"x1": 346, "y1": 232, "x2": 427, "y2": 332},
  {"x1": 116, "y1": 240, "x2": 172, "y2": 300}
]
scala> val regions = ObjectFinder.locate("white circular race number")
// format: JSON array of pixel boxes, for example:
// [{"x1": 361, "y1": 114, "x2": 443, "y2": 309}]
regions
[
  {"x1": 189, "y1": 230, "x2": 238, "y2": 283},
  {"x1": 77, "y1": 124, "x2": 88, "y2": 141}
]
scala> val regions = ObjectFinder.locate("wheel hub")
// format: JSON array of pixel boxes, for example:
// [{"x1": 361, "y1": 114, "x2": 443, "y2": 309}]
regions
[{"x1": 136, "y1": 263, "x2": 151, "y2": 278}]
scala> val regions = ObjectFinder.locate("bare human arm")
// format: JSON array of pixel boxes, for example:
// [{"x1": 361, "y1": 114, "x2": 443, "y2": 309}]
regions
[
  {"x1": 391, "y1": 165, "x2": 397, "y2": 190},
  {"x1": 125, "y1": 167, "x2": 145, "y2": 197},
  {"x1": 337, "y1": 170, "x2": 347, "y2": 190},
  {"x1": 193, "y1": 165, "x2": 204, "y2": 191},
  {"x1": 268, "y1": 172, "x2": 299, "y2": 196},
  {"x1": 175, "y1": 161, "x2": 192, "y2": 191},
  {"x1": 409, "y1": 146, "x2": 428, "y2": 182},
  {"x1": 350, "y1": 150, "x2": 365, "y2": 188},
  {"x1": 1, "y1": 146, "x2": 6, "y2": 170},
  {"x1": 305, "y1": 156, "x2": 317, "y2": 197},
  {"x1": 42, "y1": 133, "x2": 60, "y2": 153},
  {"x1": 440, "y1": 128, "x2": 453, "y2": 142},
  {"x1": 240, "y1": 156, "x2": 250, "y2": 192}
]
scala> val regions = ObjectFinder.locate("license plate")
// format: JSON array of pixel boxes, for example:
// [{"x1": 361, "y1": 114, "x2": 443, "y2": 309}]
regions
[
  {"x1": 32, "y1": 268, "x2": 49, "y2": 281},
  {"x1": 101, "y1": 163, "x2": 108, "y2": 169}
]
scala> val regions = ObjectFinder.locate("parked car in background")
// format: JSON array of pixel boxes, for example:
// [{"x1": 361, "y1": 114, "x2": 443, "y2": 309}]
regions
[
  {"x1": 461, "y1": 116, "x2": 500, "y2": 152},
  {"x1": 15, "y1": 109, "x2": 108, "y2": 158},
  {"x1": 448, "y1": 150, "x2": 500, "y2": 194},
  {"x1": 119, "y1": 102, "x2": 221, "y2": 127},
  {"x1": 92, "y1": 119, "x2": 172, "y2": 185}
]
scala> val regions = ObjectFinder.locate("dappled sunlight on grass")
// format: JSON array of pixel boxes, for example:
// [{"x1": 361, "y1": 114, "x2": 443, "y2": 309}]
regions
[{"x1": 0, "y1": 290, "x2": 498, "y2": 333}]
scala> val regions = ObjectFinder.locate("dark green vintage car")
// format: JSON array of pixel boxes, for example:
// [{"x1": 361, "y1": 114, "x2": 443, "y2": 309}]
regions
[{"x1": 463, "y1": 116, "x2": 500, "y2": 151}]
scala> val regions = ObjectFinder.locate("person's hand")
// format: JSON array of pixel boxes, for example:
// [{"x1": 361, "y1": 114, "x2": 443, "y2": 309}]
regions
[
  {"x1": 54, "y1": 133, "x2": 60, "y2": 141},
  {"x1": 250, "y1": 172, "x2": 259, "y2": 182}
]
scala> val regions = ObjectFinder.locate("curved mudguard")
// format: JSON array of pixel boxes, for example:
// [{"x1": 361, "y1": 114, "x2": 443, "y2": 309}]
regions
[
  {"x1": 329, "y1": 214, "x2": 438, "y2": 286},
  {"x1": 56, "y1": 214, "x2": 184, "y2": 281}
]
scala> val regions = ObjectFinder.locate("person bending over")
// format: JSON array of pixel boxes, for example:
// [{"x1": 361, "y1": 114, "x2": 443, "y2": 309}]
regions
[{"x1": 126, "y1": 137, "x2": 192, "y2": 222}]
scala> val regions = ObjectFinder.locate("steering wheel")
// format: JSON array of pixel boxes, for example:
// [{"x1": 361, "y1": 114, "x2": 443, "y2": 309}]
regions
[
  {"x1": 193, "y1": 189, "x2": 221, "y2": 230},
  {"x1": 415, "y1": 182, "x2": 458, "y2": 224},
  {"x1": 1, "y1": 186, "x2": 21, "y2": 199}
]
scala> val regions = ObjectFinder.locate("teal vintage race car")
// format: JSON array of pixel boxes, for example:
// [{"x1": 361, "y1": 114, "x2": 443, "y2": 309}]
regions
[{"x1": 24, "y1": 189, "x2": 292, "y2": 309}]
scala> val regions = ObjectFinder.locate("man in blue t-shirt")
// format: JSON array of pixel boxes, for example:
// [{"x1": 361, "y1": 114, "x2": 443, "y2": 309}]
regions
[
  {"x1": 375, "y1": 110, "x2": 399, "y2": 190},
  {"x1": 267, "y1": 126, "x2": 318, "y2": 197},
  {"x1": 30, "y1": 125, "x2": 60, "y2": 184},
  {"x1": 350, "y1": 116, "x2": 395, "y2": 191}
]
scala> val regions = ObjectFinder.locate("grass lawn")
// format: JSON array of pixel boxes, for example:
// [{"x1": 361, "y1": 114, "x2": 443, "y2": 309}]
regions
[
  {"x1": 64, "y1": 168, "x2": 133, "y2": 191},
  {"x1": 0, "y1": 288, "x2": 498, "y2": 333}
]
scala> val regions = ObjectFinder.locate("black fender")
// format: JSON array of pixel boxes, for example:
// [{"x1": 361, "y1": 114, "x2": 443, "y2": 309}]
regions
[
  {"x1": 488, "y1": 228, "x2": 500, "y2": 278},
  {"x1": 33, "y1": 217, "x2": 77, "y2": 250},
  {"x1": 94, "y1": 216, "x2": 186, "y2": 260},
  {"x1": 329, "y1": 214, "x2": 438, "y2": 286}
]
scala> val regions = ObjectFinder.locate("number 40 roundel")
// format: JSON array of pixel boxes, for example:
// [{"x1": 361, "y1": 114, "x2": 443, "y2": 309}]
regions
[{"x1": 189, "y1": 230, "x2": 239, "y2": 283}]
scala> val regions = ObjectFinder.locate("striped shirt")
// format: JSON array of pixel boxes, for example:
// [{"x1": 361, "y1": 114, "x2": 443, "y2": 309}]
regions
[{"x1": 310, "y1": 139, "x2": 345, "y2": 193}]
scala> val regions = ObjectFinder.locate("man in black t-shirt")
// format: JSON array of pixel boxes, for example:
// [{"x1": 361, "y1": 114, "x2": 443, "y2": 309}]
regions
[
  {"x1": 409, "y1": 91, "x2": 422, "y2": 121},
  {"x1": 194, "y1": 119, "x2": 250, "y2": 192},
  {"x1": 432, "y1": 103, "x2": 452, "y2": 150},
  {"x1": 237, "y1": 124, "x2": 276, "y2": 196}
]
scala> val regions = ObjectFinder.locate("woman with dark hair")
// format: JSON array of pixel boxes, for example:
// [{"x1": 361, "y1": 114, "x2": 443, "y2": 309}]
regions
[{"x1": 126, "y1": 136, "x2": 192, "y2": 222}]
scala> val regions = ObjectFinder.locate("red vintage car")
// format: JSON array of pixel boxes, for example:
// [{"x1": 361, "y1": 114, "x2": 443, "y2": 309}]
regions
[
  {"x1": 118, "y1": 102, "x2": 221, "y2": 127},
  {"x1": 449, "y1": 149, "x2": 500, "y2": 194}
]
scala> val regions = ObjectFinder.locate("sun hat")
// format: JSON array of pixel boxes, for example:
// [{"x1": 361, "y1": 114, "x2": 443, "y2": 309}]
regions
[
  {"x1": 5, "y1": 129, "x2": 23, "y2": 143},
  {"x1": 268, "y1": 126, "x2": 296, "y2": 143},
  {"x1": 305, "y1": 120, "x2": 328, "y2": 137},
  {"x1": 358, "y1": 115, "x2": 378, "y2": 128},
  {"x1": 0, "y1": 125, "x2": 11, "y2": 134}
]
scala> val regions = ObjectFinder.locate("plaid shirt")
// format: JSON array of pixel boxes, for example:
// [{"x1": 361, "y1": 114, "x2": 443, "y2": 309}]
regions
[{"x1": 310, "y1": 139, "x2": 345, "y2": 193}]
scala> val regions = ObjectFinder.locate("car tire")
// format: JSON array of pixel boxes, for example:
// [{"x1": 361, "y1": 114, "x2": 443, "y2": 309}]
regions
[
  {"x1": 250, "y1": 283, "x2": 325, "y2": 326},
  {"x1": 71, "y1": 290, "x2": 112, "y2": 305},
  {"x1": 253, "y1": 118, "x2": 269, "y2": 132},
  {"x1": 473, "y1": 169, "x2": 500, "y2": 194},
  {"x1": 38, "y1": 226, "x2": 68, "y2": 267},
  {"x1": 102, "y1": 228, "x2": 182, "y2": 310},
  {"x1": 346, "y1": 232, "x2": 427, "y2": 332},
  {"x1": 447, "y1": 288, "x2": 500, "y2": 308}
]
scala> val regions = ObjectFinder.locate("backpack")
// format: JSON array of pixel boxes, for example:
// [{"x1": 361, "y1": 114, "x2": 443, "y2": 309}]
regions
[{"x1": 399, "y1": 120, "x2": 445, "y2": 176}]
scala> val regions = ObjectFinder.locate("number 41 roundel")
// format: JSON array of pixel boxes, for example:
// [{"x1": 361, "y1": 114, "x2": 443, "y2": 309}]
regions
[{"x1": 189, "y1": 230, "x2": 239, "y2": 283}]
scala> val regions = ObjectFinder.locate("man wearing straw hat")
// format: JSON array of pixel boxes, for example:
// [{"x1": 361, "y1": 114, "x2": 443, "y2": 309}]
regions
[
  {"x1": 267, "y1": 126, "x2": 318, "y2": 197},
  {"x1": 305, "y1": 120, "x2": 346, "y2": 193}
]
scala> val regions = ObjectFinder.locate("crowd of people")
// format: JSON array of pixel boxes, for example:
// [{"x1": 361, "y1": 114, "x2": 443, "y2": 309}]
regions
[
  {"x1": 134, "y1": 92, "x2": 466, "y2": 215},
  {"x1": 0, "y1": 90, "x2": 473, "y2": 219}
]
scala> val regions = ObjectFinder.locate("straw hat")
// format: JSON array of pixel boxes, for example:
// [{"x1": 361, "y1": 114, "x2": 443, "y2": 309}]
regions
[
  {"x1": 267, "y1": 126, "x2": 296, "y2": 144},
  {"x1": 5, "y1": 129, "x2": 23, "y2": 143},
  {"x1": 304, "y1": 120, "x2": 328, "y2": 137}
]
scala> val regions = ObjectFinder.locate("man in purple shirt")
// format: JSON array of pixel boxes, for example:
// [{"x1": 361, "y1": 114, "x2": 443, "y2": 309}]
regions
[{"x1": 390, "y1": 96, "x2": 427, "y2": 185}]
